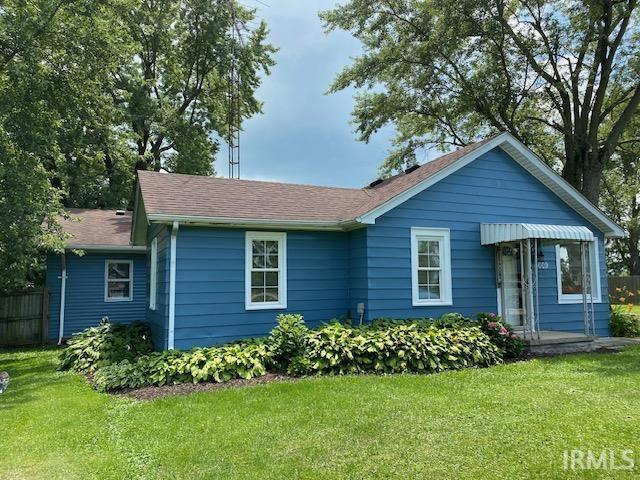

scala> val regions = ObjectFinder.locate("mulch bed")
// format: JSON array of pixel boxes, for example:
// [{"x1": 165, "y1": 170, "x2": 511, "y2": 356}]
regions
[{"x1": 114, "y1": 373, "x2": 297, "y2": 401}]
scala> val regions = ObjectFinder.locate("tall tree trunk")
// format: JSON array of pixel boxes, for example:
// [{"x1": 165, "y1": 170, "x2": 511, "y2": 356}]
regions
[
  {"x1": 581, "y1": 161, "x2": 602, "y2": 206},
  {"x1": 628, "y1": 227, "x2": 640, "y2": 275}
]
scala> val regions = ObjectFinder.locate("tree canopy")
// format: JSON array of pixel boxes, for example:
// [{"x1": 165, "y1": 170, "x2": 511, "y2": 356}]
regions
[
  {"x1": 321, "y1": 0, "x2": 640, "y2": 204},
  {"x1": 0, "y1": 0, "x2": 275, "y2": 289}
]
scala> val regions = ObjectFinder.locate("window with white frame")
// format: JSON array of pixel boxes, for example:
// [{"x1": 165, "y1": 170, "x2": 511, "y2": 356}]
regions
[
  {"x1": 105, "y1": 260, "x2": 133, "y2": 302},
  {"x1": 149, "y1": 237, "x2": 158, "y2": 310},
  {"x1": 245, "y1": 232, "x2": 287, "y2": 310},
  {"x1": 556, "y1": 241, "x2": 601, "y2": 303},
  {"x1": 410, "y1": 227, "x2": 452, "y2": 306}
]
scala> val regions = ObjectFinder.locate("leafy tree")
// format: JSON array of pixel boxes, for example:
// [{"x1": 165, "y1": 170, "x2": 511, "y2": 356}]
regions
[
  {"x1": 321, "y1": 0, "x2": 640, "y2": 204},
  {"x1": 0, "y1": 134, "x2": 65, "y2": 290},
  {"x1": 111, "y1": 0, "x2": 276, "y2": 176},
  {"x1": 601, "y1": 116, "x2": 640, "y2": 275},
  {"x1": 0, "y1": 0, "x2": 275, "y2": 289}
]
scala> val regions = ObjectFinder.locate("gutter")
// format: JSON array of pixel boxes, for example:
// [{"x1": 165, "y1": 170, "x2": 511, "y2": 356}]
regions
[
  {"x1": 66, "y1": 244, "x2": 147, "y2": 252},
  {"x1": 146, "y1": 214, "x2": 364, "y2": 232},
  {"x1": 57, "y1": 253, "x2": 67, "y2": 345}
]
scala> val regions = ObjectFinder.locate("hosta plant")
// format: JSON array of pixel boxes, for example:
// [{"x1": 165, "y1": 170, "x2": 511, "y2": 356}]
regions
[{"x1": 59, "y1": 320, "x2": 153, "y2": 372}]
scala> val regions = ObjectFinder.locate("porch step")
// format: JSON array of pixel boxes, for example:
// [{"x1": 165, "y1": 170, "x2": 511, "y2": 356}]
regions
[
  {"x1": 523, "y1": 332, "x2": 640, "y2": 355},
  {"x1": 524, "y1": 331, "x2": 597, "y2": 355}
]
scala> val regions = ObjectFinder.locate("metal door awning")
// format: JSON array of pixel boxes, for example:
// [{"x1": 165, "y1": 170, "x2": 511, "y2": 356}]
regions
[{"x1": 480, "y1": 223, "x2": 594, "y2": 245}]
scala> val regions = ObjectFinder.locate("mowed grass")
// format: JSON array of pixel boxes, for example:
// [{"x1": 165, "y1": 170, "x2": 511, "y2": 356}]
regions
[{"x1": 2, "y1": 347, "x2": 640, "y2": 479}]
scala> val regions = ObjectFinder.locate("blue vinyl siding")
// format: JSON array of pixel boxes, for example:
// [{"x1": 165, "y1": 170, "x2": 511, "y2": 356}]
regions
[
  {"x1": 145, "y1": 224, "x2": 170, "y2": 350},
  {"x1": 173, "y1": 227, "x2": 350, "y2": 349},
  {"x1": 365, "y1": 146, "x2": 610, "y2": 335},
  {"x1": 46, "y1": 251, "x2": 147, "y2": 340},
  {"x1": 348, "y1": 228, "x2": 368, "y2": 320}
]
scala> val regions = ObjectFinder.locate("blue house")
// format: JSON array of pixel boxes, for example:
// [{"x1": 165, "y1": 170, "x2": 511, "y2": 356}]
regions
[{"x1": 47, "y1": 133, "x2": 625, "y2": 350}]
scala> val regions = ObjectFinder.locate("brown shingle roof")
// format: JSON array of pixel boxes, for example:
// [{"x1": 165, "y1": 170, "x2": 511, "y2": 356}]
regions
[
  {"x1": 137, "y1": 172, "x2": 369, "y2": 223},
  {"x1": 137, "y1": 138, "x2": 494, "y2": 225},
  {"x1": 62, "y1": 209, "x2": 133, "y2": 247}
]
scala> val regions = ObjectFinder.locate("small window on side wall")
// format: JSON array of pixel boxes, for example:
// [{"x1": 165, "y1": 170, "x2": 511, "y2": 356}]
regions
[
  {"x1": 555, "y1": 241, "x2": 601, "y2": 304},
  {"x1": 245, "y1": 232, "x2": 287, "y2": 310},
  {"x1": 411, "y1": 227, "x2": 452, "y2": 306},
  {"x1": 105, "y1": 260, "x2": 133, "y2": 302}
]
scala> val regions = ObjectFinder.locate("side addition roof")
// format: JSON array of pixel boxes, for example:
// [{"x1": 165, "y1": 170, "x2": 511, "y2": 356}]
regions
[{"x1": 60, "y1": 209, "x2": 144, "y2": 251}]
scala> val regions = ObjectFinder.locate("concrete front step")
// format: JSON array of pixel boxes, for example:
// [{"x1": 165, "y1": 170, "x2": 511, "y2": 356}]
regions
[{"x1": 523, "y1": 332, "x2": 640, "y2": 355}]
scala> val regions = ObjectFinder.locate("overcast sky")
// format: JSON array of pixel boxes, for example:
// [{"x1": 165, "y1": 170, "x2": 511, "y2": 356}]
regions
[{"x1": 222, "y1": 0, "x2": 394, "y2": 188}]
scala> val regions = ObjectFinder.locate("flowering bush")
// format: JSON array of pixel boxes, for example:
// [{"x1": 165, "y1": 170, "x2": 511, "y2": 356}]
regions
[
  {"x1": 476, "y1": 313, "x2": 524, "y2": 358},
  {"x1": 609, "y1": 287, "x2": 640, "y2": 337},
  {"x1": 610, "y1": 286, "x2": 639, "y2": 312}
]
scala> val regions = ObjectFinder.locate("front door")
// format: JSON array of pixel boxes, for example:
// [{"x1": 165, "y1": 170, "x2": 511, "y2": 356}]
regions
[{"x1": 499, "y1": 243, "x2": 524, "y2": 327}]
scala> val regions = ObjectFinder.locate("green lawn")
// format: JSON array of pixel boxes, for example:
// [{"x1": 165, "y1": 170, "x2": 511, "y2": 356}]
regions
[{"x1": 2, "y1": 347, "x2": 640, "y2": 479}]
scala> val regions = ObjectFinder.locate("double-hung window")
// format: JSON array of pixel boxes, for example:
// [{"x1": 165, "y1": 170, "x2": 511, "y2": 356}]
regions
[
  {"x1": 245, "y1": 232, "x2": 287, "y2": 310},
  {"x1": 410, "y1": 227, "x2": 452, "y2": 306},
  {"x1": 105, "y1": 260, "x2": 133, "y2": 302},
  {"x1": 556, "y1": 241, "x2": 601, "y2": 303}
]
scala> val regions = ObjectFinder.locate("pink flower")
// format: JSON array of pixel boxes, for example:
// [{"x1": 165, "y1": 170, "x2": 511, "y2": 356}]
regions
[
  {"x1": 499, "y1": 327, "x2": 508, "y2": 335},
  {"x1": 487, "y1": 322, "x2": 498, "y2": 329},
  {"x1": 489, "y1": 312, "x2": 496, "y2": 317},
  {"x1": 511, "y1": 333, "x2": 519, "y2": 339}
]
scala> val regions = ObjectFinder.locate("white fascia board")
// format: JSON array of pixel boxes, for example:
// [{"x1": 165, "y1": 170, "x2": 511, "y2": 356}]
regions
[
  {"x1": 66, "y1": 244, "x2": 147, "y2": 253},
  {"x1": 355, "y1": 132, "x2": 625, "y2": 238},
  {"x1": 499, "y1": 136, "x2": 626, "y2": 238},
  {"x1": 146, "y1": 213, "x2": 353, "y2": 231}
]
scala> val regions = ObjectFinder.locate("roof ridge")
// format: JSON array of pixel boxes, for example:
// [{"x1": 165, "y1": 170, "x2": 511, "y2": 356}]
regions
[
  {"x1": 365, "y1": 136, "x2": 499, "y2": 191},
  {"x1": 137, "y1": 170, "x2": 364, "y2": 193}
]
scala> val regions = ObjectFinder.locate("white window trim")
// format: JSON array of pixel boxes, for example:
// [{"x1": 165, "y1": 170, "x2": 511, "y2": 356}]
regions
[
  {"x1": 555, "y1": 241, "x2": 602, "y2": 304},
  {"x1": 410, "y1": 227, "x2": 453, "y2": 307},
  {"x1": 149, "y1": 237, "x2": 158, "y2": 310},
  {"x1": 104, "y1": 259, "x2": 134, "y2": 302},
  {"x1": 245, "y1": 231, "x2": 287, "y2": 310}
]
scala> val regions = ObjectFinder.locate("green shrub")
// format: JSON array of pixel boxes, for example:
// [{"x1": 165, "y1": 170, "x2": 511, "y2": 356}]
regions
[
  {"x1": 476, "y1": 313, "x2": 524, "y2": 358},
  {"x1": 59, "y1": 320, "x2": 153, "y2": 372},
  {"x1": 432, "y1": 313, "x2": 473, "y2": 328},
  {"x1": 372, "y1": 314, "x2": 473, "y2": 330},
  {"x1": 294, "y1": 321, "x2": 501, "y2": 376},
  {"x1": 93, "y1": 342, "x2": 273, "y2": 392},
  {"x1": 86, "y1": 313, "x2": 507, "y2": 392},
  {"x1": 269, "y1": 314, "x2": 308, "y2": 370},
  {"x1": 610, "y1": 307, "x2": 640, "y2": 337}
]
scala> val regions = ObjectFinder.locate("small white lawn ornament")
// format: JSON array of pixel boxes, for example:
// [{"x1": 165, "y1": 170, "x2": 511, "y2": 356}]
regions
[{"x1": 0, "y1": 371, "x2": 9, "y2": 393}]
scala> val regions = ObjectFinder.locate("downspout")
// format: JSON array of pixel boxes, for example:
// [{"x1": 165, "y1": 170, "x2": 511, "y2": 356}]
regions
[
  {"x1": 57, "y1": 253, "x2": 67, "y2": 345},
  {"x1": 168, "y1": 221, "x2": 179, "y2": 350}
]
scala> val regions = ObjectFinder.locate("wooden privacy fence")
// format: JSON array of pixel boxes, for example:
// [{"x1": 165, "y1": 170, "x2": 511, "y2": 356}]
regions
[
  {"x1": 608, "y1": 276, "x2": 640, "y2": 304},
  {"x1": 0, "y1": 288, "x2": 48, "y2": 347}
]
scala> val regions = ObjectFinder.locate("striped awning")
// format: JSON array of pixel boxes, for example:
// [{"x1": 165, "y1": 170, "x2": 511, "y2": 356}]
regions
[{"x1": 480, "y1": 223, "x2": 595, "y2": 245}]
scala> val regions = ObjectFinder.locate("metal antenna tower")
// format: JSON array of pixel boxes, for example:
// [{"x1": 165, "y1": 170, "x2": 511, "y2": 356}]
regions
[{"x1": 227, "y1": 1, "x2": 242, "y2": 179}]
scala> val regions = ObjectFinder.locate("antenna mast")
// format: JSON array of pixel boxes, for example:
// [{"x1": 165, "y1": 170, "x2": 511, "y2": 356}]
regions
[{"x1": 227, "y1": 1, "x2": 241, "y2": 179}]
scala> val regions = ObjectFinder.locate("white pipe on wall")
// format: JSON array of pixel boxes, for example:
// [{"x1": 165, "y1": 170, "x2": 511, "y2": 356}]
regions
[
  {"x1": 168, "y1": 221, "x2": 179, "y2": 350},
  {"x1": 57, "y1": 253, "x2": 67, "y2": 345}
]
